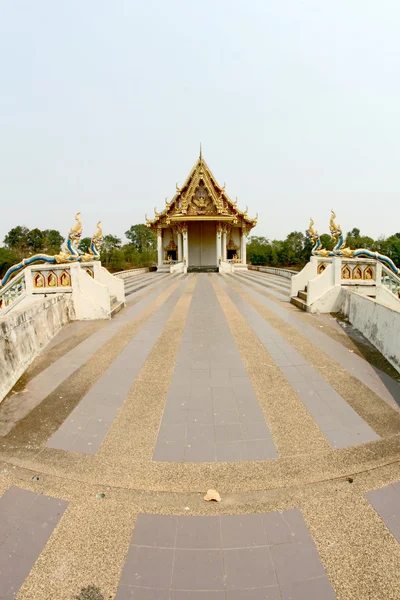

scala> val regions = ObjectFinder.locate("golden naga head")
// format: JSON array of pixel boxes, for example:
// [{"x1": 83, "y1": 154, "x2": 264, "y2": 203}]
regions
[
  {"x1": 307, "y1": 217, "x2": 318, "y2": 238},
  {"x1": 91, "y1": 221, "x2": 103, "y2": 251},
  {"x1": 330, "y1": 209, "x2": 340, "y2": 234},
  {"x1": 69, "y1": 212, "x2": 83, "y2": 242}
]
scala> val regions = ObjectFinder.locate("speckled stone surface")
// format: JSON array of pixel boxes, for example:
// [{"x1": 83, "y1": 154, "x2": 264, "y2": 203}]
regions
[{"x1": 0, "y1": 272, "x2": 400, "y2": 600}]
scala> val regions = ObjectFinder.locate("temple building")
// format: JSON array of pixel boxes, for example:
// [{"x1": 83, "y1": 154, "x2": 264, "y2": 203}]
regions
[{"x1": 146, "y1": 150, "x2": 257, "y2": 272}]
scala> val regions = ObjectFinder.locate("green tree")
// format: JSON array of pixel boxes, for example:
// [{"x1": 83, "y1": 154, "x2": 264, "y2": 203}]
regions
[
  {"x1": 26, "y1": 228, "x2": 45, "y2": 253},
  {"x1": 320, "y1": 233, "x2": 334, "y2": 251},
  {"x1": 246, "y1": 236, "x2": 272, "y2": 265},
  {"x1": 282, "y1": 231, "x2": 305, "y2": 264},
  {"x1": 0, "y1": 248, "x2": 20, "y2": 279},
  {"x1": 3, "y1": 226, "x2": 30, "y2": 257},
  {"x1": 125, "y1": 224, "x2": 156, "y2": 253},
  {"x1": 42, "y1": 229, "x2": 64, "y2": 254},
  {"x1": 78, "y1": 237, "x2": 91, "y2": 254},
  {"x1": 384, "y1": 235, "x2": 400, "y2": 266},
  {"x1": 102, "y1": 234, "x2": 121, "y2": 252}
]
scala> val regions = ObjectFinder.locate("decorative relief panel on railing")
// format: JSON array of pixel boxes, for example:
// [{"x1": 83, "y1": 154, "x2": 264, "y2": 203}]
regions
[
  {"x1": 0, "y1": 272, "x2": 26, "y2": 312},
  {"x1": 341, "y1": 263, "x2": 375, "y2": 281},
  {"x1": 32, "y1": 267, "x2": 72, "y2": 290},
  {"x1": 381, "y1": 265, "x2": 400, "y2": 297},
  {"x1": 317, "y1": 262, "x2": 327, "y2": 274}
]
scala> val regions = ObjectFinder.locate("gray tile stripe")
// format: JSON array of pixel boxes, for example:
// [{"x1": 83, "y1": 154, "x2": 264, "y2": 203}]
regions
[
  {"x1": 125, "y1": 273, "x2": 171, "y2": 294},
  {"x1": 4, "y1": 275, "x2": 180, "y2": 432},
  {"x1": 232, "y1": 274, "x2": 400, "y2": 408},
  {"x1": 220, "y1": 277, "x2": 379, "y2": 449},
  {"x1": 235, "y1": 272, "x2": 290, "y2": 301},
  {"x1": 47, "y1": 282, "x2": 186, "y2": 454},
  {"x1": 153, "y1": 276, "x2": 277, "y2": 463},
  {"x1": 0, "y1": 486, "x2": 68, "y2": 600},
  {"x1": 115, "y1": 510, "x2": 336, "y2": 599},
  {"x1": 366, "y1": 482, "x2": 400, "y2": 542},
  {"x1": 244, "y1": 271, "x2": 292, "y2": 292}
]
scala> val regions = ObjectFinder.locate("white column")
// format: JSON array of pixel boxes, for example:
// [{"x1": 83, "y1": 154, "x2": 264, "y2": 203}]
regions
[
  {"x1": 183, "y1": 226, "x2": 188, "y2": 269},
  {"x1": 222, "y1": 231, "x2": 227, "y2": 261},
  {"x1": 216, "y1": 227, "x2": 222, "y2": 266},
  {"x1": 177, "y1": 232, "x2": 183, "y2": 262},
  {"x1": 157, "y1": 228, "x2": 163, "y2": 267},
  {"x1": 241, "y1": 231, "x2": 247, "y2": 265}
]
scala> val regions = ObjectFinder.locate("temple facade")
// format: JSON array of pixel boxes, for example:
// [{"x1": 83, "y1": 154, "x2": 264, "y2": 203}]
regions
[{"x1": 146, "y1": 151, "x2": 257, "y2": 272}]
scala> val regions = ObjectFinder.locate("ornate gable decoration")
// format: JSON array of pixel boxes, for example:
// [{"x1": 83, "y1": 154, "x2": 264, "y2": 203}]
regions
[{"x1": 146, "y1": 151, "x2": 257, "y2": 231}]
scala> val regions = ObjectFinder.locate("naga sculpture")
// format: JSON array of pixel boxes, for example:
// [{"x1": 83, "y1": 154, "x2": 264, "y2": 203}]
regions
[
  {"x1": 0, "y1": 214, "x2": 103, "y2": 287},
  {"x1": 307, "y1": 211, "x2": 399, "y2": 276}
]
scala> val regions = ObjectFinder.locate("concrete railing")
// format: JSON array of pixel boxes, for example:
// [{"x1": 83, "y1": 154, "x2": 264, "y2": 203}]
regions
[
  {"x1": 0, "y1": 261, "x2": 125, "y2": 320},
  {"x1": 341, "y1": 289, "x2": 400, "y2": 373},
  {"x1": 113, "y1": 267, "x2": 149, "y2": 280},
  {"x1": 0, "y1": 270, "x2": 27, "y2": 316},
  {"x1": 0, "y1": 294, "x2": 73, "y2": 402},
  {"x1": 249, "y1": 265, "x2": 298, "y2": 279}
]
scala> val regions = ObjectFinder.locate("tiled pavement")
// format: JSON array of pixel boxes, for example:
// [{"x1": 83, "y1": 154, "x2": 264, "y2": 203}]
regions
[
  {"x1": 154, "y1": 276, "x2": 277, "y2": 462},
  {"x1": 231, "y1": 273, "x2": 400, "y2": 408},
  {"x1": 0, "y1": 487, "x2": 68, "y2": 600},
  {"x1": 219, "y1": 278, "x2": 379, "y2": 448},
  {"x1": 115, "y1": 510, "x2": 336, "y2": 599},
  {"x1": 1, "y1": 272, "x2": 400, "y2": 599},
  {"x1": 366, "y1": 481, "x2": 400, "y2": 543},
  {"x1": 0, "y1": 273, "x2": 181, "y2": 437},
  {"x1": 48, "y1": 282, "x2": 185, "y2": 453}
]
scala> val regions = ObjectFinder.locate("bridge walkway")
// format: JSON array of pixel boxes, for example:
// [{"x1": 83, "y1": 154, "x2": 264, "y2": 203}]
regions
[{"x1": 0, "y1": 271, "x2": 399, "y2": 600}]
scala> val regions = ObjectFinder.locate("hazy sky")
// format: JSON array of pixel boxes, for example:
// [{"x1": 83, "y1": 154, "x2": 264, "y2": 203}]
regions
[{"x1": 1, "y1": 1, "x2": 399, "y2": 244}]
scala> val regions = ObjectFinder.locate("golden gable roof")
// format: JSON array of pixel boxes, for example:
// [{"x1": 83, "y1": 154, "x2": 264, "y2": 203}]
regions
[{"x1": 146, "y1": 150, "x2": 257, "y2": 231}]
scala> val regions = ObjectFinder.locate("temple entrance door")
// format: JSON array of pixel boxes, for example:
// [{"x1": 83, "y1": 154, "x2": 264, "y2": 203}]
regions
[{"x1": 188, "y1": 222, "x2": 217, "y2": 266}]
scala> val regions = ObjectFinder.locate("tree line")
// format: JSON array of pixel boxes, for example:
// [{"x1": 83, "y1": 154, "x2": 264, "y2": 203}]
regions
[
  {"x1": 1, "y1": 223, "x2": 399, "y2": 279},
  {"x1": 0, "y1": 224, "x2": 157, "y2": 277},
  {"x1": 246, "y1": 227, "x2": 400, "y2": 269}
]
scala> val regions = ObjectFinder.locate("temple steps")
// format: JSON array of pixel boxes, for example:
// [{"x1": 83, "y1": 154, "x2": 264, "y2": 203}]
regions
[
  {"x1": 187, "y1": 266, "x2": 219, "y2": 273},
  {"x1": 124, "y1": 273, "x2": 171, "y2": 297},
  {"x1": 290, "y1": 286, "x2": 308, "y2": 311},
  {"x1": 110, "y1": 295, "x2": 124, "y2": 318}
]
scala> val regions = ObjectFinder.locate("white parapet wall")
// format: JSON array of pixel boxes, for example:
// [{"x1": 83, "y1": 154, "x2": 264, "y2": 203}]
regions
[
  {"x1": 0, "y1": 294, "x2": 73, "y2": 402},
  {"x1": 170, "y1": 261, "x2": 185, "y2": 274},
  {"x1": 113, "y1": 267, "x2": 149, "y2": 280},
  {"x1": 0, "y1": 261, "x2": 126, "y2": 321},
  {"x1": 249, "y1": 265, "x2": 297, "y2": 279},
  {"x1": 219, "y1": 261, "x2": 248, "y2": 273},
  {"x1": 219, "y1": 261, "x2": 233, "y2": 273},
  {"x1": 69, "y1": 263, "x2": 111, "y2": 320},
  {"x1": 341, "y1": 289, "x2": 400, "y2": 373}
]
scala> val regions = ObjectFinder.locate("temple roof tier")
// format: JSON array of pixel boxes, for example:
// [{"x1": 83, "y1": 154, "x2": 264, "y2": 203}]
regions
[{"x1": 146, "y1": 153, "x2": 257, "y2": 231}]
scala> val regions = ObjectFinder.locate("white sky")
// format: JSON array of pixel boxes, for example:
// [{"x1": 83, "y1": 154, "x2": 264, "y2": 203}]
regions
[{"x1": 1, "y1": 1, "x2": 399, "y2": 243}]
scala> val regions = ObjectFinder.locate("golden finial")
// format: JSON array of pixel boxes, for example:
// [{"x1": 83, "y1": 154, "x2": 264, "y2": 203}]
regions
[
  {"x1": 330, "y1": 209, "x2": 339, "y2": 231},
  {"x1": 93, "y1": 221, "x2": 102, "y2": 240},
  {"x1": 71, "y1": 212, "x2": 82, "y2": 235},
  {"x1": 199, "y1": 142, "x2": 202, "y2": 160},
  {"x1": 308, "y1": 217, "x2": 318, "y2": 237}
]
